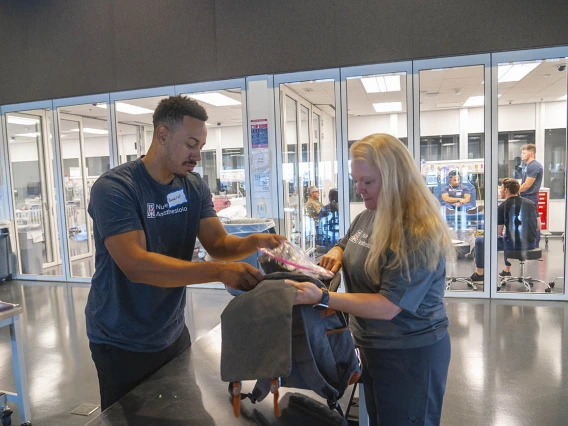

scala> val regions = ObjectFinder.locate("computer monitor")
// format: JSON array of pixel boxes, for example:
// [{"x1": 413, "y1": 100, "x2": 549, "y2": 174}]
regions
[{"x1": 27, "y1": 182, "x2": 41, "y2": 197}]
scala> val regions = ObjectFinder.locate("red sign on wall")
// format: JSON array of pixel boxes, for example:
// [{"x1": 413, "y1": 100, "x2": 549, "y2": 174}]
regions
[{"x1": 537, "y1": 191, "x2": 548, "y2": 231}]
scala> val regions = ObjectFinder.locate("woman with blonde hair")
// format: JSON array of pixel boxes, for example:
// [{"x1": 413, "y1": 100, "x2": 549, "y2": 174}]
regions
[{"x1": 287, "y1": 133, "x2": 453, "y2": 426}]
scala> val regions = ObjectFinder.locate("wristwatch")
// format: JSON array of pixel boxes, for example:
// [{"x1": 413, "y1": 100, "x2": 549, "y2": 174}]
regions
[{"x1": 312, "y1": 288, "x2": 330, "y2": 310}]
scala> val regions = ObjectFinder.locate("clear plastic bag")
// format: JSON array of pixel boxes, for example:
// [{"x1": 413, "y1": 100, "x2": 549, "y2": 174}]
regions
[{"x1": 259, "y1": 241, "x2": 334, "y2": 280}]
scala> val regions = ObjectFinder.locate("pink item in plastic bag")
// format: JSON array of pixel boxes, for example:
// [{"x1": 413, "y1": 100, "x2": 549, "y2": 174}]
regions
[{"x1": 258, "y1": 241, "x2": 334, "y2": 280}]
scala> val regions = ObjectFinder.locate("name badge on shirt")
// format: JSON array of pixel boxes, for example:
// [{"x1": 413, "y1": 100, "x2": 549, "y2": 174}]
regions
[
  {"x1": 455, "y1": 191, "x2": 462, "y2": 197},
  {"x1": 167, "y1": 189, "x2": 188, "y2": 208}
]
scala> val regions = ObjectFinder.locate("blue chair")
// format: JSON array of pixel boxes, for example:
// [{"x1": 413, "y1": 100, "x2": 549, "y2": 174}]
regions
[{"x1": 316, "y1": 209, "x2": 339, "y2": 251}]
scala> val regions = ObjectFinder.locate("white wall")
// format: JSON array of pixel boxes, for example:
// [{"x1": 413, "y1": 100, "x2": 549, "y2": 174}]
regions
[
  {"x1": 498, "y1": 104, "x2": 537, "y2": 132},
  {"x1": 544, "y1": 101, "x2": 568, "y2": 129},
  {"x1": 8, "y1": 141, "x2": 39, "y2": 162},
  {"x1": 60, "y1": 136, "x2": 113, "y2": 159},
  {"x1": 347, "y1": 101, "x2": 566, "y2": 139},
  {"x1": 206, "y1": 125, "x2": 244, "y2": 149},
  {"x1": 421, "y1": 109, "x2": 461, "y2": 136}
]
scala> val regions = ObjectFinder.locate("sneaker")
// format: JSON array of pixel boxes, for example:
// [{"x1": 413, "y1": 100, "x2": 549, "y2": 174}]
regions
[
  {"x1": 470, "y1": 272, "x2": 484, "y2": 282},
  {"x1": 499, "y1": 270, "x2": 511, "y2": 277}
]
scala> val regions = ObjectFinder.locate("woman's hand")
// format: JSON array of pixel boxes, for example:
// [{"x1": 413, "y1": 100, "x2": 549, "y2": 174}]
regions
[
  {"x1": 319, "y1": 247, "x2": 343, "y2": 274},
  {"x1": 285, "y1": 279, "x2": 324, "y2": 305}
]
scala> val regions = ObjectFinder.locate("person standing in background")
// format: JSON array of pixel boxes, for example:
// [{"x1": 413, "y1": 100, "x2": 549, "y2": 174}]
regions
[
  {"x1": 305, "y1": 185, "x2": 323, "y2": 224},
  {"x1": 519, "y1": 144, "x2": 543, "y2": 206}
]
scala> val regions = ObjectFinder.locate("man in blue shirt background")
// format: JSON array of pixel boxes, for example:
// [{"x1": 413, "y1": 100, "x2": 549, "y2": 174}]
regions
[
  {"x1": 441, "y1": 170, "x2": 471, "y2": 209},
  {"x1": 519, "y1": 143, "x2": 543, "y2": 206}
]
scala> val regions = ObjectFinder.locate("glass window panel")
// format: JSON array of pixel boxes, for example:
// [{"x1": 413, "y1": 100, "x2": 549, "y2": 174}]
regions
[
  {"x1": 114, "y1": 96, "x2": 168, "y2": 163},
  {"x1": 497, "y1": 57, "x2": 567, "y2": 294},
  {"x1": 419, "y1": 65, "x2": 486, "y2": 292},
  {"x1": 57, "y1": 103, "x2": 111, "y2": 278},
  {"x1": 313, "y1": 112, "x2": 321, "y2": 189},
  {"x1": 544, "y1": 128, "x2": 566, "y2": 200},
  {"x1": 181, "y1": 88, "x2": 246, "y2": 213},
  {"x1": 197, "y1": 150, "x2": 217, "y2": 194},
  {"x1": 221, "y1": 148, "x2": 245, "y2": 197},
  {"x1": 279, "y1": 80, "x2": 338, "y2": 256},
  {"x1": 346, "y1": 72, "x2": 408, "y2": 224},
  {"x1": 468, "y1": 133, "x2": 484, "y2": 159},
  {"x1": 282, "y1": 95, "x2": 300, "y2": 246},
  {"x1": 6, "y1": 109, "x2": 63, "y2": 277}
]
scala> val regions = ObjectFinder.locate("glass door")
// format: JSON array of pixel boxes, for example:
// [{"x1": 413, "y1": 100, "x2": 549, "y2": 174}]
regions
[
  {"x1": 175, "y1": 84, "x2": 248, "y2": 215},
  {"x1": 414, "y1": 55, "x2": 491, "y2": 298},
  {"x1": 491, "y1": 47, "x2": 568, "y2": 300},
  {"x1": 4, "y1": 107, "x2": 62, "y2": 277},
  {"x1": 281, "y1": 94, "x2": 301, "y2": 246},
  {"x1": 110, "y1": 88, "x2": 175, "y2": 164},
  {"x1": 275, "y1": 70, "x2": 340, "y2": 258},
  {"x1": 58, "y1": 115, "x2": 93, "y2": 263},
  {"x1": 340, "y1": 62, "x2": 413, "y2": 231},
  {"x1": 54, "y1": 96, "x2": 112, "y2": 279}
]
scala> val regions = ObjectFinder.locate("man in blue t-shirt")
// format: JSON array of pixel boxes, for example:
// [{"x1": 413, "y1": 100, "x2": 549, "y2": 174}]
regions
[
  {"x1": 519, "y1": 143, "x2": 543, "y2": 206},
  {"x1": 441, "y1": 170, "x2": 471, "y2": 209},
  {"x1": 86, "y1": 95, "x2": 284, "y2": 411}
]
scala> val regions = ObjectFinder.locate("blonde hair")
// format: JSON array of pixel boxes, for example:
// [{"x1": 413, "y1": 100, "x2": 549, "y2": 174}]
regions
[{"x1": 350, "y1": 133, "x2": 453, "y2": 283}]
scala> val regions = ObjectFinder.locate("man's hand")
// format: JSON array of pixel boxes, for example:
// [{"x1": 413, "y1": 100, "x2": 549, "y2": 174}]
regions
[
  {"x1": 320, "y1": 246, "x2": 343, "y2": 274},
  {"x1": 219, "y1": 262, "x2": 265, "y2": 291},
  {"x1": 253, "y1": 233, "x2": 287, "y2": 249}
]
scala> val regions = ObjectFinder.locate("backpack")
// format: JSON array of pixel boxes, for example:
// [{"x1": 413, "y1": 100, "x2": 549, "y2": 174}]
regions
[{"x1": 220, "y1": 272, "x2": 361, "y2": 419}]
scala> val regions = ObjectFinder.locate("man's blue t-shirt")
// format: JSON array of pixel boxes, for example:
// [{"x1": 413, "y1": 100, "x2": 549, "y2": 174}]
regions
[
  {"x1": 85, "y1": 159, "x2": 216, "y2": 352},
  {"x1": 441, "y1": 183, "x2": 471, "y2": 208},
  {"x1": 521, "y1": 160, "x2": 543, "y2": 196}
]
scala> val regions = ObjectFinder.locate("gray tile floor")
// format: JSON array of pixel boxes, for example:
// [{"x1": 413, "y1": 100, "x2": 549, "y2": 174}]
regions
[{"x1": 1, "y1": 280, "x2": 568, "y2": 425}]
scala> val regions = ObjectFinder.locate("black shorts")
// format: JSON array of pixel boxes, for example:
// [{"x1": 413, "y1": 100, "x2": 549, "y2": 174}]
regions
[{"x1": 89, "y1": 326, "x2": 191, "y2": 411}]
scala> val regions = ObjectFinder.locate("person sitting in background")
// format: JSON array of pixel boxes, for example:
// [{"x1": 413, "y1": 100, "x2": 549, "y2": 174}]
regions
[
  {"x1": 305, "y1": 185, "x2": 323, "y2": 224},
  {"x1": 470, "y1": 178, "x2": 540, "y2": 281},
  {"x1": 317, "y1": 188, "x2": 339, "y2": 250},
  {"x1": 319, "y1": 188, "x2": 338, "y2": 217},
  {"x1": 441, "y1": 170, "x2": 471, "y2": 210}
]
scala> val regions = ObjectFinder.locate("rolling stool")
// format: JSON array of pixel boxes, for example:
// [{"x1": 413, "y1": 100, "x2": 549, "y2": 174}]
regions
[
  {"x1": 445, "y1": 277, "x2": 477, "y2": 291},
  {"x1": 498, "y1": 248, "x2": 551, "y2": 292}
]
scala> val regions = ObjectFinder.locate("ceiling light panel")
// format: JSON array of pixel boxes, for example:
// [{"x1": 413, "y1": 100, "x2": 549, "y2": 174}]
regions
[
  {"x1": 361, "y1": 76, "x2": 401, "y2": 93},
  {"x1": 96, "y1": 102, "x2": 153, "y2": 115},
  {"x1": 498, "y1": 62, "x2": 540, "y2": 83},
  {"x1": 7, "y1": 116, "x2": 40, "y2": 125},
  {"x1": 70, "y1": 128, "x2": 108, "y2": 135},
  {"x1": 188, "y1": 93, "x2": 241, "y2": 106},
  {"x1": 372, "y1": 102, "x2": 402, "y2": 113},
  {"x1": 463, "y1": 96, "x2": 485, "y2": 107},
  {"x1": 13, "y1": 132, "x2": 41, "y2": 138}
]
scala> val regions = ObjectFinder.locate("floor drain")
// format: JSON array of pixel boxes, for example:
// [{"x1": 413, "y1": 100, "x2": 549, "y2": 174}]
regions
[{"x1": 70, "y1": 403, "x2": 99, "y2": 416}]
